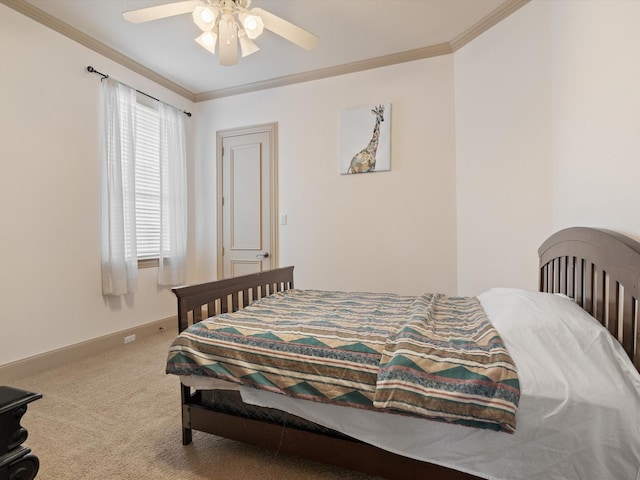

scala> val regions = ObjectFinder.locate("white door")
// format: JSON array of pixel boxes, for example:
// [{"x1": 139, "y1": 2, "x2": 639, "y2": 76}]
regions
[{"x1": 217, "y1": 124, "x2": 277, "y2": 279}]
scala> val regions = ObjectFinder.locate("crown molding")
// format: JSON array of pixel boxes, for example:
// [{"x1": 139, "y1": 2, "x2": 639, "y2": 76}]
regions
[
  {"x1": 196, "y1": 43, "x2": 453, "y2": 101},
  {"x1": 197, "y1": 0, "x2": 529, "y2": 100},
  {"x1": 450, "y1": 0, "x2": 531, "y2": 51},
  {"x1": 3, "y1": 0, "x2": 529, "y2": 102},
  {"x1": 0, "y1": 0, "x2": 197, "y2": 102}
]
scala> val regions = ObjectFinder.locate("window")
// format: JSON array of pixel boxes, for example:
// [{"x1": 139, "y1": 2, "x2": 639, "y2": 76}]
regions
[
  {"x1": 101, "y1": 77, "x2": 187, "y2": 295},
  {"x1": 134, "y1": 97, "x2": 161, "y2": 265}
]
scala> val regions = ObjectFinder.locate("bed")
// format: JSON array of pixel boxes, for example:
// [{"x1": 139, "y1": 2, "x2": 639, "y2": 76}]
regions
[{"x1": 169, "y1": 227, "x2": 640, "y2": 480}]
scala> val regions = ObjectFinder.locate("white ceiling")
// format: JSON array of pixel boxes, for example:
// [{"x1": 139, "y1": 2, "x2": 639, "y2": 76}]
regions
[{"x1": 19, "y1": 0, "x2": 519, "y2": 100}]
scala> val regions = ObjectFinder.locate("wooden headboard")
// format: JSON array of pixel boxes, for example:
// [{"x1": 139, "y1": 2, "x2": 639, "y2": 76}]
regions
[{"x1": 539, "y1": 227, "x2": 640, "y2": 370}]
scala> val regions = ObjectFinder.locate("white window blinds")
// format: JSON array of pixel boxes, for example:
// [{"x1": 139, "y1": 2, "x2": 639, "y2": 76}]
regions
[{"x1": 134, "y1": 100, "x2": 162, "y2": 260}]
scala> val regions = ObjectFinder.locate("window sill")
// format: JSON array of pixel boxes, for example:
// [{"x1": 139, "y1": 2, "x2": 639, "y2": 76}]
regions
[{"x1": 138, "y1": 258, "x2": 159, "y2": 269}]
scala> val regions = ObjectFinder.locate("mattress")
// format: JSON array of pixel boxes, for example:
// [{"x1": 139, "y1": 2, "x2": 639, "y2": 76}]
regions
[{"x1": 181, "y1": 288, "x2": 640, "y2": 480}]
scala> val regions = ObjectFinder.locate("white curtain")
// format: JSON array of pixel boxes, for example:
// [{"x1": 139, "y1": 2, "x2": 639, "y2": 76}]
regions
[
  {"x1": 100, "y1": 78, "x2": 138, "y2": 295},
  {"x1": 158, "y1": 103, "x2": 187, "y2": 286}
]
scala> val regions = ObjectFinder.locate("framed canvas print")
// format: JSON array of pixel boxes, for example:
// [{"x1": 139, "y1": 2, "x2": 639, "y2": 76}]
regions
[{"x1": 339, "y1": 103, "x2": 391, "y2": 174}]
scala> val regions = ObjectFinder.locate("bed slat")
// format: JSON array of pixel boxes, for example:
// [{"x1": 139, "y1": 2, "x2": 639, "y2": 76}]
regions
[
  {"x1": 553, "y1": 258, "x2": 560, "y2": 293},
  {"x1": 575, "y1": 258, "x2": 584, "y2": 307},
  {"x1": 594, "y1": 267, "x2": 605, "y2": 323},
  {"x1": 566, "y1": 256, "x2": 575, "y2": 298},
  {"x1": 193, "y1": 307, "x2": 202, "y2": 324},
  {"x1": 559, "y1": 256, "x2": 567, "y2": 294},
  {"x1": 622, "y1": 293, "x2": 635, "y2": 353},
  {"x1": 584, "y1": 262, "x2": 594, "y2": 315},
  {"x1": 606, "y1": 278, "x2": 619, "y2": 337}
]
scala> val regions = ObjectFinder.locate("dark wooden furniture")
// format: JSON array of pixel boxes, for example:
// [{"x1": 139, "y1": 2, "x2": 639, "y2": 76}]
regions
[
  {"x1": 0, "y1": 386, "x2": 41, "y2": 480},
  {"x1": 172, "y1": 227, "x2": 640, "y2": 480}
]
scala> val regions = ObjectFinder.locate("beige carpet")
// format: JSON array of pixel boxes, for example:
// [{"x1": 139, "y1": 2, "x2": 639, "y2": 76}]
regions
[{"x1": 12, "y1": 328, "x2": 380, "y2": 480}]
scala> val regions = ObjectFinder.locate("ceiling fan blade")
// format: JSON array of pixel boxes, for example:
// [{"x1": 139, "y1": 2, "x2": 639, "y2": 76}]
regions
[
  {"x1": 123, "y1": 0, "x2": 201, "y2": 23},
  {"x1": 251, "y1": 8, "x2": 319, "y2": 51}
]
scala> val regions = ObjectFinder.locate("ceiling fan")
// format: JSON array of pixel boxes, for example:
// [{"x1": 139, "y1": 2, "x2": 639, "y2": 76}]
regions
[{"x1": 123, "y1": 0, "x2": 319, "y2": 66}]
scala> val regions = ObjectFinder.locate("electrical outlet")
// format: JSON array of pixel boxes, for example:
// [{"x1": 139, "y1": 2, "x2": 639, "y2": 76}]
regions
[{"x1": 124, "y1": 334, "x2": 136, "y2": 344}]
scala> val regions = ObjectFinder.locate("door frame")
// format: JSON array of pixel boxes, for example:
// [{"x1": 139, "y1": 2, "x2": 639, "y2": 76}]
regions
[{"x1": 216, "y1": 122, "x2": 279, "y2": 279}]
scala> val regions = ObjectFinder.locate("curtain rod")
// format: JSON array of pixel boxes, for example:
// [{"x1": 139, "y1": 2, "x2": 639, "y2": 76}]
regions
[{"x1": 86, "y1": 66, "x2": 192, "y2": 117}]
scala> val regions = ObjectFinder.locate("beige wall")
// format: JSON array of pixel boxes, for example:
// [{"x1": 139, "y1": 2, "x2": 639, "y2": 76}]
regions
[
  {"x1": 551, "y1": 0, "x2": 640, "y2": 239},
  {"x1": 454, "y1": 1, "x2": 554, "y2": 295},
  {"x1": 0, "y1": 4, "x2": 195, "y2": 366},
  {"x1": 454, "y1": 0, "x2": 640, "y2": 296},
  {"x1": 193, "y1": 57, "x2": 458, "y2": 296}
]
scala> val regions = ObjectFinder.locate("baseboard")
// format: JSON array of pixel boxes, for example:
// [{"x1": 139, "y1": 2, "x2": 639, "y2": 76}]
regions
[{"x1": 0, "y1": 316, "x2": 176, "y2": 384}]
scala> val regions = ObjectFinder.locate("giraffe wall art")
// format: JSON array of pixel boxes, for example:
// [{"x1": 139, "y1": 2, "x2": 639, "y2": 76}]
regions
[{"x1": 339, "y1": 103, "x2": 391, "y2": 175}]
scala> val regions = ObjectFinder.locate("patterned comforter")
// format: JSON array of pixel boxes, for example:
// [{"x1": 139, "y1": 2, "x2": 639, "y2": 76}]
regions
[{"x1": 166, "y1": 289, "x2": 520, "y2": 432}]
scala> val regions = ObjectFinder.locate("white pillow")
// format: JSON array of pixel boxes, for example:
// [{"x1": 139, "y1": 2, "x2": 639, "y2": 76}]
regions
[{"x1": 478, "y1": 288, "x2": 640, "y2": 399}]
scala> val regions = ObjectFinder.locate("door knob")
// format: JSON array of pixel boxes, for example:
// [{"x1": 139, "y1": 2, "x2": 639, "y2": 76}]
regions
[{"x1": 256, "y1": 252, "x2": 270, "y2": 258}]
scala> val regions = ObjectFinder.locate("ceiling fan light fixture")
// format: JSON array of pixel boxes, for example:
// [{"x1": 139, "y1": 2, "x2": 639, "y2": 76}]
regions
[
  {"x1": 124, "y1": 0, "x2": 318, "y2": 67},
  {"x1": 195, "y1": 30, "x2": 218, "y2": 54},
  {"x1": 239, "y1": 32, "x2": 260, "y2": 57},
  {"x1": 193, "y1": 6, "x2": 217, "y2": 31},
  {"x1": 240, "y1": 12, "x2": 263, "y2": 39}
]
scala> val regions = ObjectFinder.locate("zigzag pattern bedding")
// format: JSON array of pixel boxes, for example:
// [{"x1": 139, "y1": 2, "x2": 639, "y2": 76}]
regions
[
  {"x1": 166, "y1": 289, "x2": 520, "y2": 432},
  {"x1": 374, "y1": 293, "x2": 520, "y2": 432}
]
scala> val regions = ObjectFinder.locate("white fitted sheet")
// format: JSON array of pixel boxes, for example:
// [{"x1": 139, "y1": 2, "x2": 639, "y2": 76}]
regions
[{"x1": 236, "y1": 289, "x2": 640, "y2": 480}]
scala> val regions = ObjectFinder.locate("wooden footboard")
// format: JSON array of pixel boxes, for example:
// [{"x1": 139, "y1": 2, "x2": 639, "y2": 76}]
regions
[
  {"x1": 172, "y1": 266, "x2": 295, "y2": 333},
  {"x1": 172, "y1": 267, "x2": 296, "y2": 446}
]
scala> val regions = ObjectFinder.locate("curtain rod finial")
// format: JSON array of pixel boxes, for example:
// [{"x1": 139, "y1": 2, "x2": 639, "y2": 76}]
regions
[{"x1": 87, "y1": 66, "x2": 108, "y2": 79}]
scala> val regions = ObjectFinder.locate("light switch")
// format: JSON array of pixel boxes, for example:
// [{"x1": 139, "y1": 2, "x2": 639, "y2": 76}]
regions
[{"x1": 279, "y1": 213, "x2": 287, "y2": 225}]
